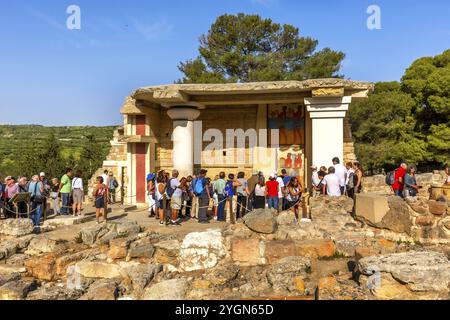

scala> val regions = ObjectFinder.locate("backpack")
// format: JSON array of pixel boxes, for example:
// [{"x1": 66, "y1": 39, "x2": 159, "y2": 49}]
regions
[
  {"x1": 193, "y1": 178, "x2": 205, "y2": 196},
  {"x1": 112, "y1": 179, "x2": 119, "y2": 189},
  {"x1": 224, "y1": 181, "x2": 234, "y2": 198},
  {"x1": 386, "y1": 171, "x2": 395, "y2": 185},
  {"x1": 166, "y1": 178, "x2": 176, "y2": 198}
]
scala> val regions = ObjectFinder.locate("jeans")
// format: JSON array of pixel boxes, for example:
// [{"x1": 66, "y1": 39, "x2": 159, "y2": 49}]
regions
[
  {"x1": 61, "y1": 193, "x2": 71, "y2": 215},
  {"x1": 184, "y1": 198, "x2": 192, "y2": 217},
  {"x1": 267, "y1": 196, "x2": 278, "y2": 210},
  {"x1": 217, "y1": 194, "x2": 226, "y2": 221},
  {"x1": 109, "y1": 189, "x2": 116, "y2": 203},
  {"x1": 394, "y1": 189, "x2": 403, "y2": 197},
  {"x1": 236, "y1": 195, "x2": 248, "y2": 218},
  {"x1": 198, "y1": 195, "x2": 209, "y2": 222},
  {"x1": 31, "y1": 202, "x2": 42, "y2": 226},
  {"x1": 282, "y1": 197, "x2": 288, "y2": 211}
]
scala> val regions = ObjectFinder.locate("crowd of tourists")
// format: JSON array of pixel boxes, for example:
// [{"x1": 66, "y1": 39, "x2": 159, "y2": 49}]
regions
[
  {"x1": 0, "y1": 168, "x2": 119, "y2": 228},
  {"x1": 146, "y1": 157, "x2": 365, "y2": 227},
  {"x1": 1, "y1": 159, "x2": 449, "y2": 229}
]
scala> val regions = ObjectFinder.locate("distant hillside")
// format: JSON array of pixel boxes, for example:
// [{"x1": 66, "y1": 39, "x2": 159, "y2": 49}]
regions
[{"x1": 0, "y1": 125, "x2": 118, "y2": 177}]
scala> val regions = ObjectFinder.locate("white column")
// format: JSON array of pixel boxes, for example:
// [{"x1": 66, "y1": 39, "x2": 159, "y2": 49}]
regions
[
  {"x1": 304, "y1": 97, "x2": 352, "y2": 169},
  {"x1": 167, "y1": 107, "x2": 201, "y2": 178}
]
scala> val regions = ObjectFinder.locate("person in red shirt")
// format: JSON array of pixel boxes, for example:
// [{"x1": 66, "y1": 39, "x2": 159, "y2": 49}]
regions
[
  {"x1": 265, "y1": 175, "x2": 279, "y2": 210},
  {"x1": 392, "y1": 162, "x2": 408, "y2": 197}
]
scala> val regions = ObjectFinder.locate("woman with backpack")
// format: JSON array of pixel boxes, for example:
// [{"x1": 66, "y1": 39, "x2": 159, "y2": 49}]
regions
[{"x1": 108, "y1": 172, "x2": 119, "y2": 204}]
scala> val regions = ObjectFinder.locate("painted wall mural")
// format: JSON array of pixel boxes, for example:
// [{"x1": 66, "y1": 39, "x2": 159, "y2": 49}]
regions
[
  {"x1": 268, "y1": 104, "x2": 305, "y2": 177},
  {"x1": 268, "y1": 104, "x2": 305, "y2": 146}
]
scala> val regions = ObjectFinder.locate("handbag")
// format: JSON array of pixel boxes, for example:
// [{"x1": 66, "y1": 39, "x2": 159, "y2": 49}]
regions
[{"x1": 31, "y1": 182, "x2": 45, "y2": 204}]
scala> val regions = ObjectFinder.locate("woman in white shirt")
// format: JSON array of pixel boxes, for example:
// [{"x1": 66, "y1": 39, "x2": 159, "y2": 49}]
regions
[
  {"x1": 253, "y1": 179, "x2": 266, "y2": 209},
  {"x1": 71, "y1": 170, "x2": 84, "y2": 216}
]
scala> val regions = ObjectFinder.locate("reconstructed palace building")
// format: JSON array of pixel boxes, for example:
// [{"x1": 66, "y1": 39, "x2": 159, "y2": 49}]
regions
[{"x1": 98, "y1": 79, "x2": 372, "y2": 205}]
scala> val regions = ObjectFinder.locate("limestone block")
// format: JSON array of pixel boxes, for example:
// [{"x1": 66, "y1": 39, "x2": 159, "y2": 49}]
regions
[
  {"x1": 231, "y1": 238, "x2": 264, "y2": 266},
  {"x1": 178, "y1": 229, "x2": 226, "y2": 272},
  {"x1": 74, "y1": 261, "x2": 121, "y2": 279},
  {"x1": 24, "y1": 253, "x2": 57, "y2": 281},
  {"x1": 264, "y1": 240, "x2": 297, "y2": 264},
  {"x1": 295, "y1": 239, "x2": 336, "y2": 259},
  {"x1": 355, "y1": 193, "x2": 390, "y2": 224}
]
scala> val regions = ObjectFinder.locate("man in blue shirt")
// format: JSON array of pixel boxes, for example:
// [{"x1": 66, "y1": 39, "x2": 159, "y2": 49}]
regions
[{"x1": 192, "y1": 169, "x2": 210, "y2": 224}]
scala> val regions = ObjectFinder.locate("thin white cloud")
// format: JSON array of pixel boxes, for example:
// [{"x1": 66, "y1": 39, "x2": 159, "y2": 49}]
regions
[
  {"x1": 132, "y1": 20, "x2": 174, "y2": 41},
  {"x1": 250, "y1": 0, "x2": 278, "y2": 7}
]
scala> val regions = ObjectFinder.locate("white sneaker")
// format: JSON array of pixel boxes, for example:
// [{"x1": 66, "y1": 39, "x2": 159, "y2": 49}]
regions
[{"x1": 300, "y1": 218, "x2": 312, "y2": 223}]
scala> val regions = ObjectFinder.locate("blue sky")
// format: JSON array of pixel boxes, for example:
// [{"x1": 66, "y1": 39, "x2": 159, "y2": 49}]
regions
[{"x1": 0, "y1": 0, "x2": 449, "y2": 126}]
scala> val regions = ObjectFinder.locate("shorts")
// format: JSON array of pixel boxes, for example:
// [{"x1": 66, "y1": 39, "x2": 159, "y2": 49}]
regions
[
  {"x1": 286, "y1": 200, "x2": 299, "y2": 210},
  {"x1": 157, "y1": 199, "x2": 164, "y2": 210},
  {"x1": 213, "y1": 193, "x2": 219, "y2": 207},
  {"x1": 95, "y1": 197, "x2": 105, "y2": 209},
  {"x1": 73, "y1": 189, "x2": 84, "y2": 204},
  {"x1": 171, "y1": 196, "x2": 182, "y2": 210}
]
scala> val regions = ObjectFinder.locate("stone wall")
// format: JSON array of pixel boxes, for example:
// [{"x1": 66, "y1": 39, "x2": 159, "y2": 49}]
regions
[
  {"x1": 355, "y1": 192, "x2": 450, "y2": 244},
  {"x1": 343, "y1": 118, "x2": 357, "y2": 164},
  {"x1": 158, "y1": 105, "x2": 258, "y2": 177}
]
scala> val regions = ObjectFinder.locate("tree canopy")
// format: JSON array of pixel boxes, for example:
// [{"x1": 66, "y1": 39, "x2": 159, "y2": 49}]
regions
[
  {"x1": 178, "y1": 13, "x2": 345, "y2": 83},
  {"x1": 349, "y1": 49, "x2": 450, "y2": 172}
]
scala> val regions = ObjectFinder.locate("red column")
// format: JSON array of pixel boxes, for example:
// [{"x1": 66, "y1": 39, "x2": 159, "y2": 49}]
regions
[
  {"x1": 136, "y1": 115, "x2": 146, "y2": 136},
  {"x1": 135, "y1": 143, "x2": 146, "y2": 204}
]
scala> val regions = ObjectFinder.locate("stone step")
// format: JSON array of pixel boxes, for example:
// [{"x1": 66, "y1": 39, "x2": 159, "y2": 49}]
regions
[
  {"x1": 0, "y1": 264, "x2": 27, "y2": 275},
  {"x1": 43, "y1": 215, "x2": 92, "y2": 228}
]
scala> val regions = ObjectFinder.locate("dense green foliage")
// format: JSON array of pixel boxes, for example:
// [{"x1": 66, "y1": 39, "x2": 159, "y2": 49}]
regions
[
  {"x1": 178, "y1": 13, "x2": 345, "y2": 83},
  {"x1": 0, "y1": 125, "x2": 116, "y2": 183},
  {"x1": 349, "y1": 50, "x2": 450, "y2": 172}
]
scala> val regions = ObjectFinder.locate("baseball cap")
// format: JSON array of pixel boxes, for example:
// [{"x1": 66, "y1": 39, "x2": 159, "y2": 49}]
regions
[{"x1": 40, "y1": 172, "x2": 46, "y2": 177}]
